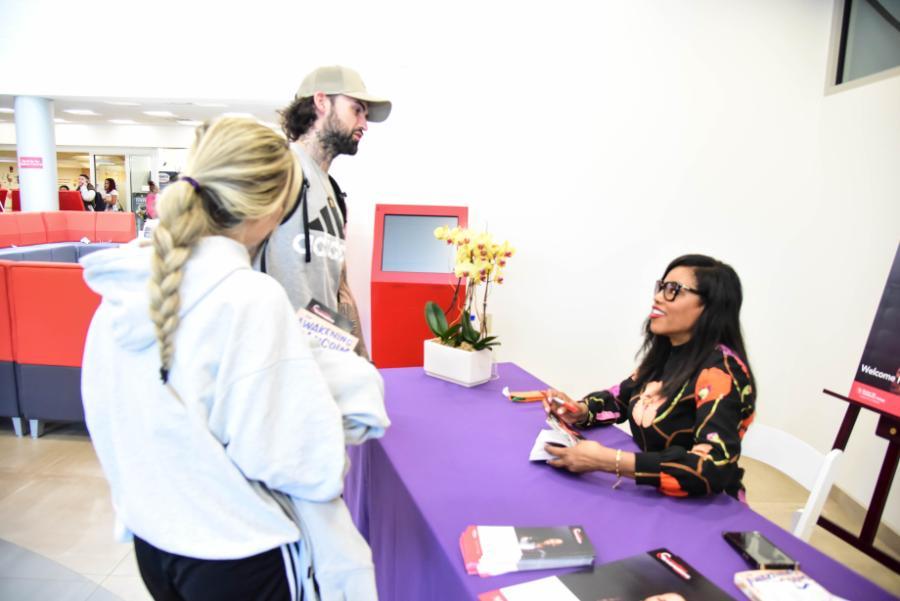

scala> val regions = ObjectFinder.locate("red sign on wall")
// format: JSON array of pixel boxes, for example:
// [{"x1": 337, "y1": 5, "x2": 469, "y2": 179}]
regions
[{"x1": 18, "y1": 156, "x2": 43, "y2": 169}]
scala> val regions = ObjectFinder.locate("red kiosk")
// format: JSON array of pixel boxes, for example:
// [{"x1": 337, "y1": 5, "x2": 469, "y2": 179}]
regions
[{"x1": 370, "y1": 204, "x2": 467, "y2": 368}]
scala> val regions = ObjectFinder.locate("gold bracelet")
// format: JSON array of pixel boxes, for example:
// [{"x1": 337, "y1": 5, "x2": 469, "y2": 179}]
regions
[{"x1": 612, "y1": 448, "x2": 623, "y2": 489}]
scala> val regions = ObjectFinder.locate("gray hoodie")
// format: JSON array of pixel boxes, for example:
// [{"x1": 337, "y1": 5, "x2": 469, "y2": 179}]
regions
[{"x1": 81, "y1": 236, "x2": 387, "y2": 599}]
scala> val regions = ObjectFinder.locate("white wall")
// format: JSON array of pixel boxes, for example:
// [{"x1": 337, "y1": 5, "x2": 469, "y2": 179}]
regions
[{"x1": 3, "y1": 1, "x2": 899, "y2": 528}]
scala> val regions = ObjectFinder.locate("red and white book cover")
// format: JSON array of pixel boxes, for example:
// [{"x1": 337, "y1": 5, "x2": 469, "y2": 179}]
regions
[{"x1": 460, "y1": 525, "x2": 595, "y2": 577}]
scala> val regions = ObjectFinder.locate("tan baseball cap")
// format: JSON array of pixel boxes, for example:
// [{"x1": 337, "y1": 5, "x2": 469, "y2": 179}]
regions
[{"x1": 295, "y1": 65, "x2": 392, "y2": 123}]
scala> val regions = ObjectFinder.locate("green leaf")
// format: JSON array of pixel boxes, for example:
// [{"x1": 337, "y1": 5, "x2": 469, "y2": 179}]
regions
[
  {"x1": 451, "y1": 325, "x2": 467, "y2": 347},
  {"x1": 442, "y1": 323, "x2": 462, "y2": 345},
  {"x1": 424, "y1": 301, "x2": 449, "y2": 338},
  {"x1": 473, "y1": 337, "x2": 501, "y2": 350},
  {"x1": 461, "y1": 311, "x2": 479, "y2": 343}
]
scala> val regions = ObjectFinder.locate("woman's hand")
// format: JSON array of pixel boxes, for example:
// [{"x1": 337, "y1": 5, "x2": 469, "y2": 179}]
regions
[
  {"x1": 544, "y1": 440, "x2": 607, "y2": 473},
  {"x1": 541, "y1": 389, "x2": 588, "y2": 426}
]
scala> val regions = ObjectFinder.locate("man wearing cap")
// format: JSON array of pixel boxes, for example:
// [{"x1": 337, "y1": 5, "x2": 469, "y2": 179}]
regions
[{"x1": 258, "y1": 65, "x2": 391, "y2": 359}]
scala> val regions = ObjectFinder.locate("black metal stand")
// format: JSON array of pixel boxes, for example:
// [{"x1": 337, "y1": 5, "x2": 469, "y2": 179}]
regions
[{"x1": 819, "y1": 389, "x2": 899, "y2": 574}]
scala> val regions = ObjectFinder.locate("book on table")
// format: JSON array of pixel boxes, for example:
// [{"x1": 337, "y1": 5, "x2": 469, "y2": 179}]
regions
[
  {"x1": 734, "y1": 569, "x2": 841, "y2": 601},
  {"x1": 478, "y1": 548, "x2": 732, "y2": 600},
  {"x1": 460, "y1": 525, "x2": 595, "y2": 577}
]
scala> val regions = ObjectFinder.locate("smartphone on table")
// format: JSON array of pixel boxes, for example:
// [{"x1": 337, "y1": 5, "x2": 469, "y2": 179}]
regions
[{"x1": 723, "y1": 531, "x2": 798, "y2": 570}]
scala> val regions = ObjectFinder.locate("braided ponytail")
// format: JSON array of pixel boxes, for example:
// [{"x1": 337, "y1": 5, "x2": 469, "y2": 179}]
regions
[
  {"x1": 148, "y1": 183, "x2": 209, "y2": 382},
  {"x1": 148, "y1": 117, "x2": 301, "y2": 383}
]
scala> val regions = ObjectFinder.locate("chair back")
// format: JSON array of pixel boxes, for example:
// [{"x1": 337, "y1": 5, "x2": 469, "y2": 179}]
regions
[
  {"x1": 58, "y1": 191, "x2": 86, "y2": 211},
  {"x1": 742, "y1": 423, "x2": 824, "y2": 490},
  {"x1": 741, "y1": 422, "x2": 843, "y2": 541}
]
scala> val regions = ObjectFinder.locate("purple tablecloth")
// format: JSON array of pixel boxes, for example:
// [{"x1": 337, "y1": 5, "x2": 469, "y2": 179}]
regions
[{"x1": 345, "y1": 363, "x2": 893, "y2": 600}]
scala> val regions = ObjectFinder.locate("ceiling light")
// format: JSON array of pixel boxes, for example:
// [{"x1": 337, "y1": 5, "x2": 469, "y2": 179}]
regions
[
  {"x1": 143, "y1": 110, "x2": 176, "y2": 117},
  {"x1": 194, "y1": 102, "x2": 227, "y2": 108},
  {"x1": 109, "y1": 119, "x2": 138, "y2": 125},
  {"x1": 105, "y1": 101, "x2": 140, "y2": 106},
  {"x1": 177, "y1": 120, "x2": 203, "y2": 126},
  {"x1": 54, "y1": 118, "x2": 70, "y2": 123},
  {"x1": 0, "y1": 108, "x2": 14, "y2": 114},
  {"x1": 64, "y1": 109, "x2": 100, "y2": 116},
  {"x1": 222, "y1": 112, "x2": 254, "y2": 118}
]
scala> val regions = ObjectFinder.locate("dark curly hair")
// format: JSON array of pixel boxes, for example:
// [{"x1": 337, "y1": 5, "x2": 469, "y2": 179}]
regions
[{"x1": 279, "y1": 96, "x2": 318, "y2": 142}]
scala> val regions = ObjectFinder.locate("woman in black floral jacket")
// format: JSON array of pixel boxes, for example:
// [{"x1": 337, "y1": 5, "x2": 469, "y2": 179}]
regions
[{"x1": 544, "y1": 254, "x2": 755, "y2": 499}]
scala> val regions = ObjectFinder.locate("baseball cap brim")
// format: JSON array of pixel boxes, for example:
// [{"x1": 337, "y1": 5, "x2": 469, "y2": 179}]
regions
[{"x1": 343, "y1": 92, "x2": 392, "y2": 123}]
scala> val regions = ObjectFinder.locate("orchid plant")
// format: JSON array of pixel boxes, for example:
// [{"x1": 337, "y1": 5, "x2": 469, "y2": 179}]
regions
[{"x1": 425, "y1": 226, "x2": 515, "y2": 351}]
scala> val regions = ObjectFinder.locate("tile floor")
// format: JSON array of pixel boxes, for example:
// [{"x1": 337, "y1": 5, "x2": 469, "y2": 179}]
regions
[{"x1": 0, "y1": 421, "x2": 898, "y2": 600}]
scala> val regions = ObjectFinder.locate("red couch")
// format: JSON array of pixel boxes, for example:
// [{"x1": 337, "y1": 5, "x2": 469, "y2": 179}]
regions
[
  {"x1": 7, "y1": 261, "x2": 101, "y2": 435},
  {"x1": 0, "y1": 211, "x2": 134, "y2": 436},
  {"x1": 0, "y1": 263, "x2": 20, "y2": 435},
  {"x1": 0, "y1": 211, "x2": 135, "y2": 247},
  {"x1": 8, "y1": 189, "x2": 90, "y2": 212}
]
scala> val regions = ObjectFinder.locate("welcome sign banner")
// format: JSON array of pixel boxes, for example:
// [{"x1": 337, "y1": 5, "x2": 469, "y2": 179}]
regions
[{"x1": 849, "y1": 243, "x2": 900, "y2": 418}]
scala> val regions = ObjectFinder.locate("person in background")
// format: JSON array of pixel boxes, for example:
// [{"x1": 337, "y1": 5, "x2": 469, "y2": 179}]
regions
[
  {"x1": 145, "y1": 180, "x2": 160, "y2": 219},
  {"x1": 76, "y1": 174, "x2": 98, "y2": 211},
  {"x1": 101, "y1": 177, "x2": 120, "y2": 211},
  {"x1": 59, "y1": 184, "x2": 70, "y2": 191},
  {"x1": 543, "y1": 254, "x2": 756, "y2": 499},
  {"x1": 258, "y1": 65, "x2": 392, "y2": 359},
  {"x1": 80, "y1": 117, "x2": 387, "y2": 600}
]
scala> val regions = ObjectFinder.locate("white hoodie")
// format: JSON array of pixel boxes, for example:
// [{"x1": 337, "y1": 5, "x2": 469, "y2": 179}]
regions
[{"x1": 81, "y1": 236, "x2": 387, "y2": 598}]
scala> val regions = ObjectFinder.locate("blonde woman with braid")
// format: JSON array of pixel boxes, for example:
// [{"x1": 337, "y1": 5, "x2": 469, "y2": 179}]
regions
[{"x1": 80, "y1": 117, "x2": 388, "y2": 601}]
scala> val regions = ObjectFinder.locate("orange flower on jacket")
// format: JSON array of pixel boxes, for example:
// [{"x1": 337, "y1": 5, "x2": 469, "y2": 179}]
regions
[
  {"x1": 691, "y1": 443, "x2": 713, "y2": 459},
  {"x1": 659, "y1": 473, "x2": 688, "y2": 497},
  {"x1": 739, "y1": 414, "x2": 755, "y2": 439},
  {"x1": 695, "y1": 367, "x2": 732, "y2": 408}
]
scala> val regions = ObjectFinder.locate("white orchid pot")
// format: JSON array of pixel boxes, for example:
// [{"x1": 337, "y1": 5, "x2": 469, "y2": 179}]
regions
[{"x1": 423, "y1": 339, "x2": 492, "y2": 387}]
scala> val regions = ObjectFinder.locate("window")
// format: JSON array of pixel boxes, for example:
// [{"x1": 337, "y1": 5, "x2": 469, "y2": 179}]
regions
[{"x1": 836, "y1": 0, "x2": 900, "y2": 84}]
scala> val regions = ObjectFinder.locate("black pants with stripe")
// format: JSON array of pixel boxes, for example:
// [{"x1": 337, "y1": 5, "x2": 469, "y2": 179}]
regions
[{"x1": 134, "y1": 536, "x2": 301, "y2": 601}]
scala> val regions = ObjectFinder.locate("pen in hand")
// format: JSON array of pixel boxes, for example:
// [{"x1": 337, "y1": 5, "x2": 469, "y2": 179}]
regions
[{"x1": 546, "y1": 393, "x2": 579, "y2": 415}]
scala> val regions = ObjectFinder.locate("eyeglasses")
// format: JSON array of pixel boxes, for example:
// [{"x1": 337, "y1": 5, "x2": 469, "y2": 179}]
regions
[{"x1": 655, "y1": 280, "x2": 701, "y2": 302}]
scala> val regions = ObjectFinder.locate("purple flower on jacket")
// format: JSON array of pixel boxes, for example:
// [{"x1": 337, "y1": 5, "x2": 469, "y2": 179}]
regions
[
  {"x1": 596, "y1": 411, "x2": 620, "y2": 422},
  {"x1": 718, "y1": 344, "x2": 749, "y2": 376}
]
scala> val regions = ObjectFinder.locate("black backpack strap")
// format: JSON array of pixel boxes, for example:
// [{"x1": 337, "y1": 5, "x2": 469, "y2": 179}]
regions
[
  {"x1": 327, "y1": 174, "x2": 347, "y2": 226},
  {"x1": 260, "y1": 177, "x2": 310, "y2": 273}
]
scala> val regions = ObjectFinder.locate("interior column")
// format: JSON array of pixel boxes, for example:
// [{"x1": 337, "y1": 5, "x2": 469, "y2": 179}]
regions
[{"x1": 13, "y1": 96, "x2": 59, "y2": 212}]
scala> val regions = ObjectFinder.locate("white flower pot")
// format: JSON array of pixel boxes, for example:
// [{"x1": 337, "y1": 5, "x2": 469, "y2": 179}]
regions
[{"x1": 423, "y1": 339, "x2": 493, "y2": 387}]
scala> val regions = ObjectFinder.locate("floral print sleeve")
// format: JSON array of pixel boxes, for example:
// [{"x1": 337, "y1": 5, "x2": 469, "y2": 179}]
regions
[
  {"x1": 633, "y1": 345, "x2": 755, "y2": 498},
  {"x1": 580, "y1": 376, "x2": 638, "y2": 427}
]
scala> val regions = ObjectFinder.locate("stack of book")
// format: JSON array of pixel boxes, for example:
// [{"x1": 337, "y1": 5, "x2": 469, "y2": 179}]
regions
[{"x1": 460, "y1": 525, "x2": 595, "y2": 577}]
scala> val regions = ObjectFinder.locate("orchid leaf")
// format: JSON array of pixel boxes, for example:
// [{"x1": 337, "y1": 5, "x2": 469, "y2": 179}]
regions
[{"x1": 425, "y1": 301, "x2": 449, "y2": 338}]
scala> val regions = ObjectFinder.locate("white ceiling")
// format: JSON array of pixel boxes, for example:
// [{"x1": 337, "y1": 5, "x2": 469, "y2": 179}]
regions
[{"x1": 0, "y1": 94, "x2": 284, "y2": 128}]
